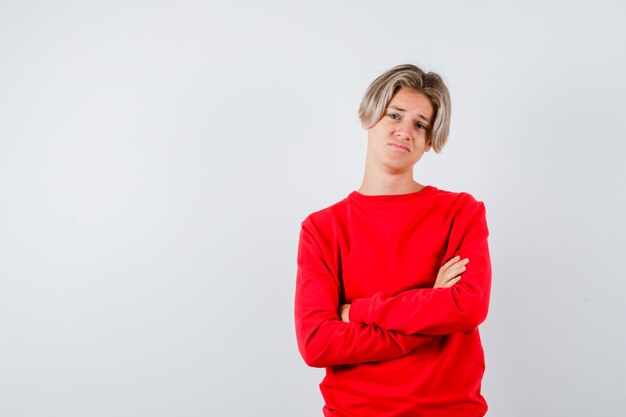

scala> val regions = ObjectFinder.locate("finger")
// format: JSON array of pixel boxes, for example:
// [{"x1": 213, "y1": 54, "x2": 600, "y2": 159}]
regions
[
  {"x1": 449, "y1": 258, "x2": 469, "y2": 268},
  {"x1": 446, "y1": 264, "x2": 467, "y2": 277},
  {"x1": 441, "y1": 256, "x2": 461, "y2": 269},
  {"x1": 442, "y1": 262, "x2": 467, "y2": 279},
  {"x1": 440, "y1": 270, "x2": 461, "y2": 286},
  {"x1": 441, "y1": 256, "x2": 469, "y2": 272},
  {"x1": 443, "y1": 276, "x2": 462, "y2": 288}
]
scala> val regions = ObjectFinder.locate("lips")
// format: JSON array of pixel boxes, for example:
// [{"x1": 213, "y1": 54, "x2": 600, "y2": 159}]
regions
[{"x1": 388, "y1": 142, "x2": 410, "y2": 152}]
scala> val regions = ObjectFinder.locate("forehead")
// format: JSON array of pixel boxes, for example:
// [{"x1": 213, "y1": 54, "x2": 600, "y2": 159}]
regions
[{"x1": 388, "y1": 88, "x2": 434, "y2": 119}]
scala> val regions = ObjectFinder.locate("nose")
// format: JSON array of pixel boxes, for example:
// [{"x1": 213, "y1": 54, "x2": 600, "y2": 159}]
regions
[{"x1": 394, "y1": 121, "x2": 412, "y2": 141}]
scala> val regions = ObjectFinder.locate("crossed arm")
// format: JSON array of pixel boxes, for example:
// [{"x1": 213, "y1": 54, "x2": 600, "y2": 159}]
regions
[
  {"x1": 345, "y1": 202, "x2": 491, "y2": 335},
  {"x1": 294, "y1": 224, "x2": 433, "y2": 368},
  {"x1": 294, "y1": 202, "x2": 491, "y2": 367},
  {"x1": 338, "y1": 254, "x2": 468, "y2": 321}
]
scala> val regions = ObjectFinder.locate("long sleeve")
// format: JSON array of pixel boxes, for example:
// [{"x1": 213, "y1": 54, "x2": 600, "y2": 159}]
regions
[
  {"x1": 349, "y1": 201, "x2": 492, "y2": 336},
  {"x1": 294, "y1": 219, "x2": 432, "y2": 368}
]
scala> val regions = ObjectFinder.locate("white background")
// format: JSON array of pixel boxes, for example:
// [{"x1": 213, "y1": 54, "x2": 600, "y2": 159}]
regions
[{"x1": 1, "y1": 1, "x2": 625, "y2": 416}]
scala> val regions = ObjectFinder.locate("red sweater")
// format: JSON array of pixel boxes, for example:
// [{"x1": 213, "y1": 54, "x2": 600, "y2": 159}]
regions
[{"x1": 294, "y1": 185, "x2": 492, "y2": 417}]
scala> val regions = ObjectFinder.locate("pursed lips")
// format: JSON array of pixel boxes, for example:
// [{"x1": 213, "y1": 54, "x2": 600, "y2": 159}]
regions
[{"x1": 388, "y1": 142, "x2": 410, "y2": 152}]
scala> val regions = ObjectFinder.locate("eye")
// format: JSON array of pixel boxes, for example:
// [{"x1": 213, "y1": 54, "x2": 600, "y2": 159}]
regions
[
  {"x1": 387, "y1": 113, "x2": 400, "y2": 120},
  {"x1": 415, "y1": 123, "x2": 426, "y2": 130}
]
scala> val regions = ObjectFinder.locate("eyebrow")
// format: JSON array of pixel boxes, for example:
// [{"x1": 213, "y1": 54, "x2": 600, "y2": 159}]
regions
[{"x1": 388, "y1": 105, "x2": 432, "y2": 123}]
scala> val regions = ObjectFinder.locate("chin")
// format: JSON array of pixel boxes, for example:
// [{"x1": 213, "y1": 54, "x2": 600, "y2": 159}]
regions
[
  {"x1": 382, "y1": 161, "x2": 415, "y2": 173},
  {"x1": 384, "y1": 154, "x2": 417, "y2": 165}
]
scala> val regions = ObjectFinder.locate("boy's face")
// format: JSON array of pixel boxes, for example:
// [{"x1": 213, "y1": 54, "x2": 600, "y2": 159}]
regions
[{"x1": 363, "y1": 88, "x2": 434, "y2": 174}]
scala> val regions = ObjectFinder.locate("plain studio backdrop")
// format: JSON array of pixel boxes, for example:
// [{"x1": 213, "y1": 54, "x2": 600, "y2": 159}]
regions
[{"x1": 1, "y1": 1, "x2": 625, "y2": 416}]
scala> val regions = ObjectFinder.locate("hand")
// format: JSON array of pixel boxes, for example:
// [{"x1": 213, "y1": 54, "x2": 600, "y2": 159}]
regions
[
  {"x1": 434, "y1": 255, "x2": 469, "y2": 288},
  {"x1": 339, "y1": 304, "x2": 351, "y2": 322}
]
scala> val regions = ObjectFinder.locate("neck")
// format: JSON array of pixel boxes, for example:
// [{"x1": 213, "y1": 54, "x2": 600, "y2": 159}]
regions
[{"x1": 357, "y1": 163, "x2": 425, "y2": 196}]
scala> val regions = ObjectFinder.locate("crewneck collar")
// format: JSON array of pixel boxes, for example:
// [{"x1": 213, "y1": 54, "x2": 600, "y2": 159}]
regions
[{"x1": 349, "y1": 185, "x2": 435, "y2": 202}]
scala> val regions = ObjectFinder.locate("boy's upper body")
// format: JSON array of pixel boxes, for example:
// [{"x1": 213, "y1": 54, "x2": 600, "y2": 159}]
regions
[
  {"x1": 294, "y1": 65, "x2": 492, "y2": 417},
  {"x1": 295, "y1": 185, "x2": 490, "y2": 417}
]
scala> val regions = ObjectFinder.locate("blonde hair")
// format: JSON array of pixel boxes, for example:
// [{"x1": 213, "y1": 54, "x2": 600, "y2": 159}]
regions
[{"x1": 358, "y1": 64, "x2": 451, "y2": 153}]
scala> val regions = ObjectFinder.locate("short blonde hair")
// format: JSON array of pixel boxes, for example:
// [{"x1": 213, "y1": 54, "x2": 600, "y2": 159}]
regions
[{"x1": 358, "y1": 64, "x2": 451, "y2": 153}]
